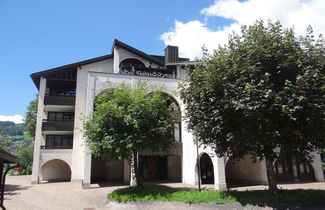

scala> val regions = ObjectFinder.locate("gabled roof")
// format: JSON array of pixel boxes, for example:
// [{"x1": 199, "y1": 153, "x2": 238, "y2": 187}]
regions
[
  {"x1": 30, "y1": 54, "x2": 113, "y2": 88},
  {"x1": 30, "y1": 39, "x2": 189, "y2": 89},
  {"x1": 112, "y1": 39, "x2": 165, "y2": 66}
]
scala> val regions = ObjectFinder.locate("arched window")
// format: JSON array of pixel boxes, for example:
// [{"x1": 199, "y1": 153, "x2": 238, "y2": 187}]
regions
[
  {"x1": 119, "y1": 58, "x2": 145, "y2": 72},
  {"x1": 164, "y1": 94, "x2": 181, "y2": 142}
]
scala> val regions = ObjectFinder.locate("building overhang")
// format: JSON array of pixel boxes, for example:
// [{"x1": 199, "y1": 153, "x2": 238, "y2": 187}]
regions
[
  {"x1": 0, "y1": 149, "x2": 17, "y2": 164},
  {"x1": 30, "y1": 54, "x2": 113, "y2": 89}
]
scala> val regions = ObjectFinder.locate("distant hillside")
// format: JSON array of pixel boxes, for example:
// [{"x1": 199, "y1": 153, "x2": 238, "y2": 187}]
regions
[
  {"x1": 0, "y1": 121, "x2": 32, "y2": 153},
  {"x1": 0, "y1": 121, "x2": 26, "y2": 136}
]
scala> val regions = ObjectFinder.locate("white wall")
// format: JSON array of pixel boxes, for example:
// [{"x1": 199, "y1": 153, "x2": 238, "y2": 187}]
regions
[{"x1": 118, "y1": 48, "x2": 162, "y2": 69}]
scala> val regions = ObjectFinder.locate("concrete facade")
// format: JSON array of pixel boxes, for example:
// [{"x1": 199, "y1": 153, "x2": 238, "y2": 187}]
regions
[{"x1": 30, "y1": 40, "x2": 324, "y2": 190}]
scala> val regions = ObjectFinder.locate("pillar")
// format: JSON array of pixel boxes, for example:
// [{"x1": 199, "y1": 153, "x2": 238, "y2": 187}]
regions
[{"x1": 31, "y1": 77, "x2": 46, "y2": 184}]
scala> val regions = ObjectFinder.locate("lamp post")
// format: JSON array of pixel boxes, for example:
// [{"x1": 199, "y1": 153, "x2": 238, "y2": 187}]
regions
[{"x1": 196, "y1": 141, "x2": 201, "y2": 191}]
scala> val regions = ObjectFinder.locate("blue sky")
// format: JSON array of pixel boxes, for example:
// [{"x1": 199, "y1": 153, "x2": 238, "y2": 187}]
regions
[
  {"x1": 1, "y1": 0, "x2": 324, "y2": 123},
  {"x1": 0, "y1": 0, "x2": 215, "y2": 119}
]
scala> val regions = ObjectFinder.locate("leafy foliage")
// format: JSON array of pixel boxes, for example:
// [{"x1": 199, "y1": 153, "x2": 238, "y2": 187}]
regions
[
  {"x1": 0, "y1": 136, "x2": 12, "y2": 152},
  {"x1": 180, "y1": 20, "x2": 325, "y2": 190},
  {"x1": 24, "y1": 96, "x2": 38, "y2": 138},
  {"x1": 17, "y1": 144, "x2": 34, "y2": 174},
  {"x1": 84, "y1": 83, "x2": 176, "y2": 184}
]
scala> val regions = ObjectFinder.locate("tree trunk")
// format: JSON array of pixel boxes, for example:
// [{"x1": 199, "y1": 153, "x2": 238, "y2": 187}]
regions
[
  {"x1": 130, "y1": 150, "x2": 138, "y2": 187},
  {"x1": 265, "y1": 158, "x2": 278, "y2": 193}
]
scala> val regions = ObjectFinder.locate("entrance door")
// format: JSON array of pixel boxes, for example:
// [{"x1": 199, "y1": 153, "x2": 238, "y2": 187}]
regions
[
  {"x1": 200, "y1": 153, "x2": 214, "y2": 184},
  {"x1": 140, "y1": 156, "x2": 167, "y2": 181}
]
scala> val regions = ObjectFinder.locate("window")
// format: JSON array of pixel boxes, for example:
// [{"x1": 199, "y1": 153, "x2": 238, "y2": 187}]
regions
[
  {"x1": 45, "y1": 135, "x2": 73, "y2": 149},
  {"x1": 47, "y1": 112, "x2": 74, "y2": 121}
]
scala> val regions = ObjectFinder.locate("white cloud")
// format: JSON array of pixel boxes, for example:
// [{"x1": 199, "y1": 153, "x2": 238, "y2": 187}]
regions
[
  {"x1": 0, "y1": 114, "x2": 24, "y2": 124},
  {"x1": 161, "y1": 0, "x2": 325, "y2": 59}
]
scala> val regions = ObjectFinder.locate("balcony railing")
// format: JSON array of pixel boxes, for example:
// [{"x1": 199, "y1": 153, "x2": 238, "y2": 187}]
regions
[
  {"x1": 41, "y1": 145, "x2": 73, "y2": 149},
  {"x1": 42, "y1": 120, "x2": 74, "y2": 131},
  {"x1": 119, "y1": 67, "x2": 176, "y2": 79},
  {"x1": 44, "y1": 95, "x2": 76, "y2": 106}
]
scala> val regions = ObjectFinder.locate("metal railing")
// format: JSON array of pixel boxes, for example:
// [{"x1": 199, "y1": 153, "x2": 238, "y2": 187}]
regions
[
  {"x1": 40, "y1": 145, "x2": 73, "y2": 149},
  {"x1": 42, "y1": 120, "x2": 74, "y2": 131},
  {"x1": 44, "y1": 95, "x2": 76, "y2": 106}
]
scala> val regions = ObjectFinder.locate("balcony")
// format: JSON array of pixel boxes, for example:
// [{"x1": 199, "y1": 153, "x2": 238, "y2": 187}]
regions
[
  {"x1": 44, "y1": 95, "x2": 75, "y2": 106},
  {"x1": 42, "y1": 120, "x2": 74, "y2": 132}
]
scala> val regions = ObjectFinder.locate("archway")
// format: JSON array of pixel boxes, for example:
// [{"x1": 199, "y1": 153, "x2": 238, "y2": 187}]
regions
[
  {"x1": 40, "y1": 159, "x2": 71, "y2": 182},
  {"x1": 225, "y1": 155, "x2": 267, "y2": 187},
  {"x1": 138, "y1": 92, "x2": 182, "y2": 181},
  {"x1": 199, "y1": 153, "x2": 214, "y2": 184}
]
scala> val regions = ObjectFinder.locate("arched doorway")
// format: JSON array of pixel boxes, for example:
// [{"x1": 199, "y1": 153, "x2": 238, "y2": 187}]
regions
[
  {"x1": 200, "y1": 153, "x2": 214, "y2": 184},
  {"x1": 40, "y1": 159, "x2": 71, "y2": 182},
  {"x1": 138, "y1": 93, "x2": 182, "y2": 181}
]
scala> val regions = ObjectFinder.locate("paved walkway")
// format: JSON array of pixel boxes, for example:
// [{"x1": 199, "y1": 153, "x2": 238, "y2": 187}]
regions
[{"x1": 4, "y1": 176, "x2": 325, "y2": 210}]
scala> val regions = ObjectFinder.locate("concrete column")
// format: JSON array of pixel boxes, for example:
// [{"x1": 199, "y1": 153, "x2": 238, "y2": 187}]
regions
[
  {"x1": 311, "y1": 151, "x2": 325, "y2": 182},
  {"x1": 113, "y1": 47, "x2": 120, "y2": 73},
  {"x1": 71, "y1": 68, "x2": 86, "y2": 182},
  {"x1": 82, "y1": 146, "x2": 92, "y2": 189},
  {"x1": 82, "y1": 74, "x2": 95, "y2": 189},
  {"x1": 259, "y1": 159, "x2": 269, "y2": 185},
  {"x1": 123, "y1": 160, "x2": 130, "y2": 183},
  {"x1": 212, "y1": 157, "x2": 227, "y2": 191},
  {"x1": 180, "y1": 111, "x2": 197, "y2": 185},
  {"x1": 176, "y1": 66, "x2": 181, "y2": 79},
  {"x1": 31, "y1": 77, "x2": 46, "y2": 184}
]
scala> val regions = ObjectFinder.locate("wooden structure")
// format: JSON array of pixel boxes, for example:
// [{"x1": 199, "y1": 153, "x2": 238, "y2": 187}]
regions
[{"x1": 0, "y1": 149, "x2": 18, "y2": 210}]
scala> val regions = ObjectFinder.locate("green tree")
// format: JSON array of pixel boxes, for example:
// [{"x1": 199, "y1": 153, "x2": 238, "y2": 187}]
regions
[
  {"x1": 0, "y1": 136, "x2": 12, "y2": 152},
  {"x1": 25, "y1": 96, "x2": 38, "y2": 138},
  {"x1": 17, "y1": 144, "x2": 34, "y2": 174},
  {"x1": 84, "y1": 83, "x2": 175, "y2": 186},
  {"x1": 180, "y1": 20, "x2": 325, "y2": 191}
]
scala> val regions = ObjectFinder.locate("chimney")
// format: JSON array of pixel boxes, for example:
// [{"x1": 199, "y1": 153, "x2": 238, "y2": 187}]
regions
[{"x1": 164, "y1": 45, "x2": 179, "y2": 64}]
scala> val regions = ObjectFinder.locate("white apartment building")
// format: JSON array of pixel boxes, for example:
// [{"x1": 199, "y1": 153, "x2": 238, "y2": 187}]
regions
[{"x1": 30, "y1": 40, "x2": 324, "y2": 189}]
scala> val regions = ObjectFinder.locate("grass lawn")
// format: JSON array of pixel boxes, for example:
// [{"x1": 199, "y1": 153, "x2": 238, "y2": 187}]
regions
[{"x1": 107, "y1": 183, "x2": 325, "y2": 204}]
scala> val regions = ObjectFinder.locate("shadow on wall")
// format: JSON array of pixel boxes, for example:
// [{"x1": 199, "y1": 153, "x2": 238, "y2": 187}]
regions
[{"x1": 226, "y1": 155, "x2": 267, "y2": 187}]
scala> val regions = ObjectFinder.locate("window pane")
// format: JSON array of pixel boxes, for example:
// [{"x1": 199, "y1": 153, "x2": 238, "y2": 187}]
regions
[
  {"x1": 48, "y1": 113, "x2": 55, "y2": 120},
  {"x1": 56, "y1": 113, "x2": 63, "y2": 120}
]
